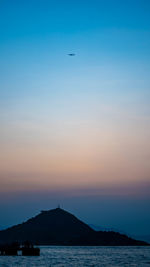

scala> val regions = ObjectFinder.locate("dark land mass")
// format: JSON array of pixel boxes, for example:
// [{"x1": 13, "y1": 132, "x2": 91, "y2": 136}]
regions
[{"x1": 0, "y1": 208, "x2": 149, "y2": 246}]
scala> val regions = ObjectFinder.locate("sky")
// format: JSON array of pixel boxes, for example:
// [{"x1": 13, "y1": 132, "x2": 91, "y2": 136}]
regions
[{"x1": 0, "y1": 0, "x2": 150, "y2": 238}]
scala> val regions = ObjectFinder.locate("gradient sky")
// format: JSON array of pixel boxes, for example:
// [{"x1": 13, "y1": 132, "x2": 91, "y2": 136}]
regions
[{"x1": 0, "y1": 0, "x2": 150, "y2": 237}]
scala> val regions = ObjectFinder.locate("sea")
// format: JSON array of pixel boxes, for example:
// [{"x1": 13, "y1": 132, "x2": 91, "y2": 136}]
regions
[{"x1": 0, "y1": 246, "x2": 150, "y2": 267}]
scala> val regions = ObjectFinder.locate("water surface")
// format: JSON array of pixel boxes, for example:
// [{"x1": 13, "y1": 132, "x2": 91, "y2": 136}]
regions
[{"x1": 0, "y1": 246, "x2": 150, "y2": 267}]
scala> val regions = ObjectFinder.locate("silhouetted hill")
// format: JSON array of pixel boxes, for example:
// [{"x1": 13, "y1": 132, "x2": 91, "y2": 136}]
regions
[{"x1": 0, "y1": 208, "x2": 148, "y2": 246}]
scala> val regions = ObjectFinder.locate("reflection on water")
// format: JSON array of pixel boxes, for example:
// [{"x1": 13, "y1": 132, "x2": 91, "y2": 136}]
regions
[{"x1": 0, "y1": 246, "x2": 150, "y2": 267}]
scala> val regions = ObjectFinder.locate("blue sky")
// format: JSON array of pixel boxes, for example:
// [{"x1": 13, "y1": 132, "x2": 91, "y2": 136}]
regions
[{"x1": 0, "y1": 0, "x2": 150, "y2": 237}]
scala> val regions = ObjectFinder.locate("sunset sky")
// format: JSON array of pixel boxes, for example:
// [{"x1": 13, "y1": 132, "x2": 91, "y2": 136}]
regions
[{"x1": 0, "y1": 0, "x2": 150, "y2": 237}]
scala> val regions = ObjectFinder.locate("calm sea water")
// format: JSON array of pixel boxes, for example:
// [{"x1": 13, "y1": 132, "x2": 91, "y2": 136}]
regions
[{"x1": 0, "y1": 246, "x2": 150, "y2": 267}]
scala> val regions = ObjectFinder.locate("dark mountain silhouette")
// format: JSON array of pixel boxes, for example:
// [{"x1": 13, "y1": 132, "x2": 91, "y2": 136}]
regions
[{"x1": 0, "y1": 208, "x2": 148, "y2": 246}]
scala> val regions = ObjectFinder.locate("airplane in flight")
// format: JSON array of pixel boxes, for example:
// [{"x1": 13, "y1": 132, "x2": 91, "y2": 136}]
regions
[{"x1": 68, "y1": 53, "x2": 76, "y2": 56}]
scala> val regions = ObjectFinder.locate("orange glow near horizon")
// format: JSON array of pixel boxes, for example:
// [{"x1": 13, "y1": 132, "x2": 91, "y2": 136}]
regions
[{"x1": 0, "y1": 112, "x2": 149, "y2": 192}]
